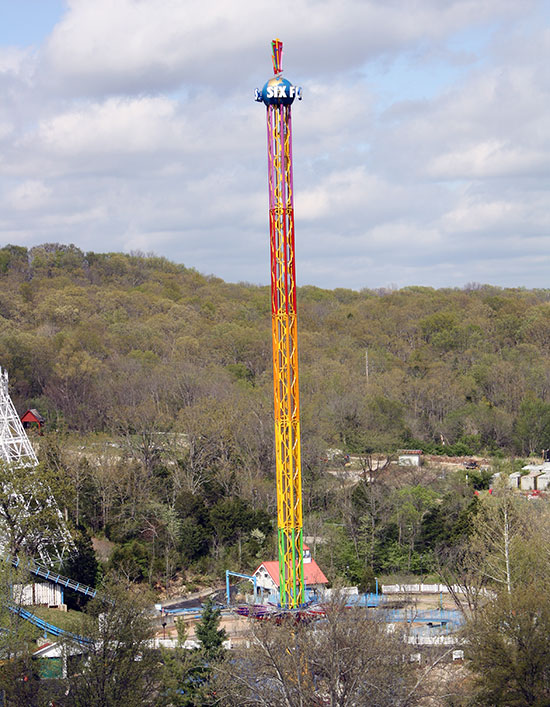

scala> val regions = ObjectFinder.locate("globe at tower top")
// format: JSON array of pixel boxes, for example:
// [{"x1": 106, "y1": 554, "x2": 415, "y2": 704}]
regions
[{"x1": 254, "y1": 38, "x2": 302, "y2": 107}]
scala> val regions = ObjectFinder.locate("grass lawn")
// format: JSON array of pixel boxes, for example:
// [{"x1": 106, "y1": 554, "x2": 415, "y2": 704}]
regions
[{"x1": 27, "y1": 606, "x2": 86, "y2": 637}]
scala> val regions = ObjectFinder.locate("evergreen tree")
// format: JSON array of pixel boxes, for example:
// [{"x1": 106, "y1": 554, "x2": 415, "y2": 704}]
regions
[
  {"x1": 62, "y1": 528, "x2": 99, "y2": 609},
  {"x1": 160, "y1": 621, "x2": 214, "y2": 707},
  {"x1": 195, "y1": 598, "x2": 227, "y2": 659}
]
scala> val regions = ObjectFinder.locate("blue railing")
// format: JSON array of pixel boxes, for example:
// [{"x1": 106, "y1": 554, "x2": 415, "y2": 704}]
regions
[
  {"x1": 7, "y1": 603, "x2": 91, "y2": 645},
  {"x1": 382, "y1": 607, "x2": 463, "y2": 628},
  {"x1": 345, "y1": 592, "x2": 383, "y2": 608},
  {"x1": 161, "y1": 606, "x2": 204, "y2": 617},
  {"x1": 8, "y1": 556, "x2": 97, "y2": 599},
  {"x1": 262, "y1": 591, "x2": 384, "y2": 608}
]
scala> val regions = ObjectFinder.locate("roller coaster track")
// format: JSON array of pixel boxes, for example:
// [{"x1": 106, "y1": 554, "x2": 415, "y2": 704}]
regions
[
  {"x1": 7, "y1": 604, "x2": 91, "y2": 645},
  {"x1": 8, "y1": 556, "x2": 97, "y2": 599},
  {"x1": 4, "y1": 556, "x2": 96, "y2": 645}
]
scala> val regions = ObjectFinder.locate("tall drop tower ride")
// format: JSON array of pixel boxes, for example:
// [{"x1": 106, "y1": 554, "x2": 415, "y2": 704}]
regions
[{"x1": 255, "y1": 40, "x2": 304, "y2": 609}]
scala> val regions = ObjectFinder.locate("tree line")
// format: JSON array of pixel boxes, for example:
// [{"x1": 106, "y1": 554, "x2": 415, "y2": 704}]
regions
[
  {"x1": 0, "y1": 242, "x2": 546, "y2": 587},
  {"x1": 2, "y1": 243, "x2": 550, "y2": 455}
]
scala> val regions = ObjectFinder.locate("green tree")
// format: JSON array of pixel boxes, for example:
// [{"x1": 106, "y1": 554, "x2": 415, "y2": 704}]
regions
[
  {"x1": 392, "y1": 485, "x2": 438, "y2": 571},
  {"x1": 109, "y1": 540, "x2": 151, "y2": 583},
  {"x1": 469, "y1": 489, "x2": 528, "y2": 595},
  {"x1": 62, "y1": 529, "x2": 99, "y2": 609},
  {"x1": 62, "y1": 583, "x2": 157, "y2": 706},
  {"x1": 159, "y1": 619, "x2": 220, "y2": 707},
  {"x1": 195, "y1": 598, "x2": 227, "y2": 660},
  {"x1": 0, "y1": 461, "x2": 68, "y2": 560},
  {"x1": 466, "y1": 585, "x2": 550, "y2": 705},
  {"x1": 461, "y1": 496, "x2": 550, "y2": 704},
  {"x1": 514, "y1": 393, "x2": 550, "y2": 455}
]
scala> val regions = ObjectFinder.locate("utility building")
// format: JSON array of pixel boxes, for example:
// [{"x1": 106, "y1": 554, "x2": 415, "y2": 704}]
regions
[
  {"x1": 21, "y1": 408, "x2": 45, "y2": 434},
  {"x1": 253, "y1": 545, "x2": 328, "y2": 600}
]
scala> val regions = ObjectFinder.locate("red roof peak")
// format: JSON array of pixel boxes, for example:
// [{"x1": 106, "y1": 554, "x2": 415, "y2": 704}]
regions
[{"x1": 254, "y1": 558, "x2": 328, "y2": 587}]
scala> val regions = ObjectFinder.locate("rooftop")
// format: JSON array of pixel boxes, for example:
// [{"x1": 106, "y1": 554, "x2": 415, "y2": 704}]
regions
[{"x1": 254, "y1": 558, "x2": 328, "y2": 587}]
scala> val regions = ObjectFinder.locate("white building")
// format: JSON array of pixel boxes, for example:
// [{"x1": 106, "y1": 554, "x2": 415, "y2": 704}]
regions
[
  {"x1": 519, "y1": 461, "x2": 550, "y2": 491},
  {"x1": 398, "y1": 450, "x2": 422, "y2": 467},
  {"x1": 253, "y1": 545, "x2": 329, "y2": 598},
  {"x1": 508, "y1": 471, "x2": 522, "y2": 489},
  {"x1": 520, "y1": 470, "x2": 542, "y2": 491}
]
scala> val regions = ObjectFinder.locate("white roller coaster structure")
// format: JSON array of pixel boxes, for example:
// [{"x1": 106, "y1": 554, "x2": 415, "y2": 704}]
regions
[{"x1": 0, "y1": 367, "x2": 73, "y2": 565}]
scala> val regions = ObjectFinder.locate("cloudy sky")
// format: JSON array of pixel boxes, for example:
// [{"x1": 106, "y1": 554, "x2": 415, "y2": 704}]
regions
[{"x1": 1, "y1": 0, "x2": 550, "y2": 290}]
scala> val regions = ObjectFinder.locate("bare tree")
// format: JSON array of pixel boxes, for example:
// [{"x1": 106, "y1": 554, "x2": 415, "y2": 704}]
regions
[
  {"x1": 469, "y1": 488, "x2": 528, "y2": 595},
  {"x1": 60, "y1": 584, "x2": 158, "y2": 707},
  {"x1": 435, "y1": 541, "x2": 489, "y2": 617},
  {"x1": 215, "y1": 597, "x2": 445, "y2": 706},
  {"x1": 436, "y1": 488, "x2": 538, "y2": 615},
  {"x1": 357, "y1": 450, "x2": 392, "y2": 480}
]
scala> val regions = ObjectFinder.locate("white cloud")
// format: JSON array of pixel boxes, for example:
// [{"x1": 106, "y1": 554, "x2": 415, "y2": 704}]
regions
[
  {"x1": 42, "y1": 0, "x2": 533, "y2": 94},
  {"x1": 6, "y1": 180, "x2": 52, "y2": 210},
  {"x1": 0, "y1": 0, "x2": 549, "y2": 290},
  {"x1": 0, "y1": 47, "x2": 27, "y2": 75},
  {"x1": 0, "y1": 122, "x2": 13, "y2": 141},
  {"x1": 427, "y1": 141, "x2": 549, "y2": 179},
  {"x1": 36, "y1": 96, "x2": 180, "y2": 154}
]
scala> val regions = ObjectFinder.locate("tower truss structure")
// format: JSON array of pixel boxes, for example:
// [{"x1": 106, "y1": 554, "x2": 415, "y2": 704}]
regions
[
  {"x1": 0, "y1": 367, "x2": 72, "y2": 565},
  {"x1": 0, "y1": 369, "x2": 39, "y2": 467},
  {"x1": 256, "y1": 40, "x2": 304, "y2": 608}
]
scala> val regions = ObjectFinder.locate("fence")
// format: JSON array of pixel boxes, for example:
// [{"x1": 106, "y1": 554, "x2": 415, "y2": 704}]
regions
[
  {"x1": 382, "y1": 583, "x2": 468, "y2": 594},
  {"x1": 382, "y1": 583, "x2": 493, "y2": 597}
]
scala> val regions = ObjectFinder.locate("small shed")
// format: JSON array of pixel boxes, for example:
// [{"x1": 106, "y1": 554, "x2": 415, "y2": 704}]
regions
[
  {"x1": 398, "y1": 450, "x2": 422, "y2": 467},
  {"x1": 13, "y1": 582, "x2": 64, "y2": 607},
  {"x1": 537, "y1": 472, "x2": 550, "y2": 491},
  {"x1": 520, "y1": 470, "x2": 543, "y2": 491},
  {"x1": 21, "y1": 409, "x2": 45, "y2": 433},
  {"x1": 33, "y1": 641, "x2": 83, "y2": 679},
  {"x1": 508, "y1": 471, "x2": 522, "y2": 489}
]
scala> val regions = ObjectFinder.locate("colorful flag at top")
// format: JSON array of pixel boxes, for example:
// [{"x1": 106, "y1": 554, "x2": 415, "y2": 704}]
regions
[{"x1": 271, "y1": 38, "x2": 283, "y2": 74}]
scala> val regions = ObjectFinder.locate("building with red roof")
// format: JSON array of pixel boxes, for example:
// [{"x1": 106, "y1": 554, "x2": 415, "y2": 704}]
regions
[
  {"x1": 253, "y1": 545, "x2": 328, "y2": 598},
  {"x1": 21, "y1": 408, "x2": 45, "y2": 434}
]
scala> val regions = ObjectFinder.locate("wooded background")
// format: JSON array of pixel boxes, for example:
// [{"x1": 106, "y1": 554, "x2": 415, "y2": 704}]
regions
[{"x1": 0, "y1": 242, "x2": 543, "y2": 589}]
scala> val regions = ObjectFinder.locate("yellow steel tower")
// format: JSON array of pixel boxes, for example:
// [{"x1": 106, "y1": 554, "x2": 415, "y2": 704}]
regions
[{"x1": 256, "y1": 39, "x2": 304, "y2": 608}]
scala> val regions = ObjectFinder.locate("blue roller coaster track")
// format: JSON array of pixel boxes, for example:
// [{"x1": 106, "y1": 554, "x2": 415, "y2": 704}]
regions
[
  {"x1": 7, "y1": 603, "x2": 91, "y2": 645},
  {"x1": 2, "y1": 555, "x2": 97, "y2": 643},
  {"x1": 8, "y1": 555, "x2": 97, "y2": 598}
]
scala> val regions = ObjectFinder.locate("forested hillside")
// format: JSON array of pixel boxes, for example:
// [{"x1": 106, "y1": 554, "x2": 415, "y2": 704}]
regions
[
  {"x1": 2, "y1": 242, "x2": 550, "y2": 455},
  {"x1": 0, "y1": 242, "x2": 547, "y2": 587}
]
